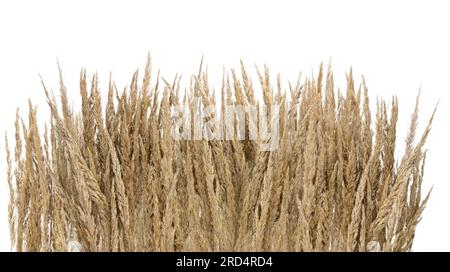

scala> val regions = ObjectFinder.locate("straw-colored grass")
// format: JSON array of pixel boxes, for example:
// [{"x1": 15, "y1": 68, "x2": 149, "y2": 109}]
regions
[{"x1": 5, "y1": 55, "x2": 434, "y2": 252}]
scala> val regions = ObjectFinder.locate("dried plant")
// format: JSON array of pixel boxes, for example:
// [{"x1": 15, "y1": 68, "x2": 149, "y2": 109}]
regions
[{"x1": 5, "y1": 55, "x2": 435, "y2": 252}]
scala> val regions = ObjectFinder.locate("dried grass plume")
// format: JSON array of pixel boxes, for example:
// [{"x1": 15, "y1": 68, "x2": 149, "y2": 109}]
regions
[{"x1": 5, "y1": 55, "x2": 435, "y2": 252}]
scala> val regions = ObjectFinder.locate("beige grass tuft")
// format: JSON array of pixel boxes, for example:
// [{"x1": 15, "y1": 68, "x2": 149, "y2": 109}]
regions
[{"x1": 5, "y1": 55, "x2": 434, "y2": 252}]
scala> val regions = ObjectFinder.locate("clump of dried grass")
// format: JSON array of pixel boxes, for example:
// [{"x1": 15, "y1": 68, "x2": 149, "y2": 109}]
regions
[{"x1": 5, "y1": 55, "x2": 434, "y2": 252}]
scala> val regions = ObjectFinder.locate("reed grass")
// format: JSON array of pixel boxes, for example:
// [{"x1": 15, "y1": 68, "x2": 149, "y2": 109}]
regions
[{"x1": 5, "y1": 55, "x2": 434, "y2": 252}]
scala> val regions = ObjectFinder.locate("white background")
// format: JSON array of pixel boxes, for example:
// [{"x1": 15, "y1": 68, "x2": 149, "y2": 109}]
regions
[{"x1": 0, "y1": 0, "x2": 449, "y2": 251}]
